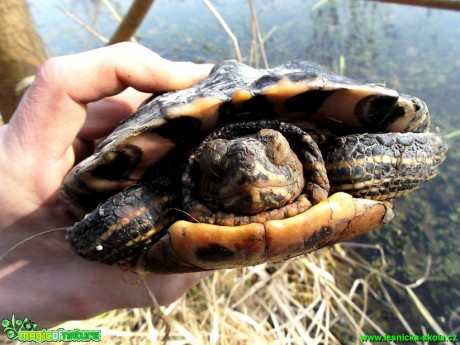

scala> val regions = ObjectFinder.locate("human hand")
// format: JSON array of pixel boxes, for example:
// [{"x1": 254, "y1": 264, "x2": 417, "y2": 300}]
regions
[{"x1": 0, "y1": 42, "x2": 213, "y2": 328}]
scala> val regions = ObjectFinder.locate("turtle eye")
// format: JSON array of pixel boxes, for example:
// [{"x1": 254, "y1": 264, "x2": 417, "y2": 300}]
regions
[
  {"x1": 257, "y1": 129, "x2": 292, "y2": 166},
  {"x1": 199, "y1": 139, "x2": 229, "y2": 177}
]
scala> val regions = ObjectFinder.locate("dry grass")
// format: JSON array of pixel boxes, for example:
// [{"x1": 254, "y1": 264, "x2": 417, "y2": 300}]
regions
[{"x1": 55, "y1": 243, "x2": 453, "y2": 344}]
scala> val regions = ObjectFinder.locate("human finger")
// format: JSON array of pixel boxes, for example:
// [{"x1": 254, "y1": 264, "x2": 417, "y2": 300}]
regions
[
  {"x1": 70, "y1": 89, "x2": 151, "y2": 163},
  {"x1": 5, "y1": 42, "x2": 212, "y2": 169},
  {"x1": 79, "y1": 88, "x2": 151, "y2": 141},
  {"x1": 148, "y1": 271, "x2": 214, "y2": 306}
]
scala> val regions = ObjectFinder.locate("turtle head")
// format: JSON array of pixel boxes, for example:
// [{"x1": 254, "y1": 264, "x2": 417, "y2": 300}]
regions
[{"x1": 197, "y1": 128, "x2": 305, "y2": 214}]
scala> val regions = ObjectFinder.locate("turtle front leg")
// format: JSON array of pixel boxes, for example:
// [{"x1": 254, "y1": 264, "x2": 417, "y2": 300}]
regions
[{"x1": 66, "y1": 183, "x2": 178, "y2": 266}]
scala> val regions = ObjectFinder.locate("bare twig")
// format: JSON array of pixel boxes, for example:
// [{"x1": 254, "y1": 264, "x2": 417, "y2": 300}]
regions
[
  {"x1": 445, "y1": 129, "x2": 460, "y2": 140},
  {"x1": 263, "y1": 26, "x2": 278, "y2": 43},
  {"x1": 102, "y1": 0, "x2": 138, "y2": 44},
  {"x1": 142, "y1": 280, "x2": 171, "y2": 344},
  {"x1": 56, "y1": 4, "x2": 109, "y2": 43},
  {"x1": 249, "y1": 5, "x2": 258, "y2": 67},
  {"x1": 367, "y1": 0, "x2": 460, "y2": 11},
  {"x1": 101, "y1": 0, "x2": 123, "y2": 22},
  {"x1": 405, "y1": 287, "x2": 454, "y2": 343},
  {"x1": 201, "y1": 0, "x2": 242, "y2": 61},
  {"x1": 312, "y1": 0, "x2": 331, "y2": 11},
  {"x1": 248, "y1": 0, "x2": 269, "y2": 68},
  {"x1": 108, "y1": 0, "x2": 155, "y2": 45}
]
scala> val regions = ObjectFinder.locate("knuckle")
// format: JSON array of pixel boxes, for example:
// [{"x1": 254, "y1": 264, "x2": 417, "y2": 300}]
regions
[{"x1": 35, "y1": 57, "x2": 62, "y2": 86}]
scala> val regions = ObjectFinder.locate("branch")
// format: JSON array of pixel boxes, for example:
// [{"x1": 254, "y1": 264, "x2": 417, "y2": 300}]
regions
[
  {"x1": 108, "y1": 0, "x2": 155, "y2": 45},
  {"x1": 202, "y1": 0, "x2": 242, "y2": 61},
  {"x1": 367, "y1": 0, "x2": 460, "y2": 11}
]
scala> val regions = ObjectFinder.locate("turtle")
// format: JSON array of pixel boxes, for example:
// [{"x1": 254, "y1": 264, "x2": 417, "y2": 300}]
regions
[{"x1": 61, "y1": 60, "x2": 447, "y2": 273}]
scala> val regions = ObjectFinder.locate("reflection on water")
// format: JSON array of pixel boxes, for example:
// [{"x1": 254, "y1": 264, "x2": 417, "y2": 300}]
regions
[{"x1": 30, "y1": 0, "x2": 459, "y2": 336}]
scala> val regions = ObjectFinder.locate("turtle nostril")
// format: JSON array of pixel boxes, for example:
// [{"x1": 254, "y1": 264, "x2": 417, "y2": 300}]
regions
[{"x1": 257, "y1": 128, "x2": 293, "y2": 166}]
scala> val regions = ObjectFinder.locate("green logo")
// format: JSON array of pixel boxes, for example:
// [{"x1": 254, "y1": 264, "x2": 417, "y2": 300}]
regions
[
  {"x1": 2, "y1": 314, "x2": 38, "y2": 340},
  {"x1": 1, "y1": 314, "x2": 101, "y2": 343}
]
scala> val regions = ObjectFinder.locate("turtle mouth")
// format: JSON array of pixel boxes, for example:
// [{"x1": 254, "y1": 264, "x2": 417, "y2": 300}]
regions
[{"x1": 205, "y1": 182, "x2": 305, "y2": 214}]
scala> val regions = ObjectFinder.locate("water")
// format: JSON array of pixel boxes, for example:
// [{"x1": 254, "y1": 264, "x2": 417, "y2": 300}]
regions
[{"x1": 30, "y1": 0, "x2": 459, "y2": 336}]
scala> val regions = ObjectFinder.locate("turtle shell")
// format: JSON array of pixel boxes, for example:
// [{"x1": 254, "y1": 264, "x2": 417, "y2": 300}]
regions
[
  {"x1": 61, "y1": 60, "x2": 430, "y2": 217},
  {"x1": 62, "y1": 60, "x2": 447, "y2": 273}
]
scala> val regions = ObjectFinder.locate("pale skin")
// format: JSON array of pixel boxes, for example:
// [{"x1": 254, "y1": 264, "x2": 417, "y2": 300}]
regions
[{"x1": 0, "y1": 42, "x2": 213, "y2": 328}]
